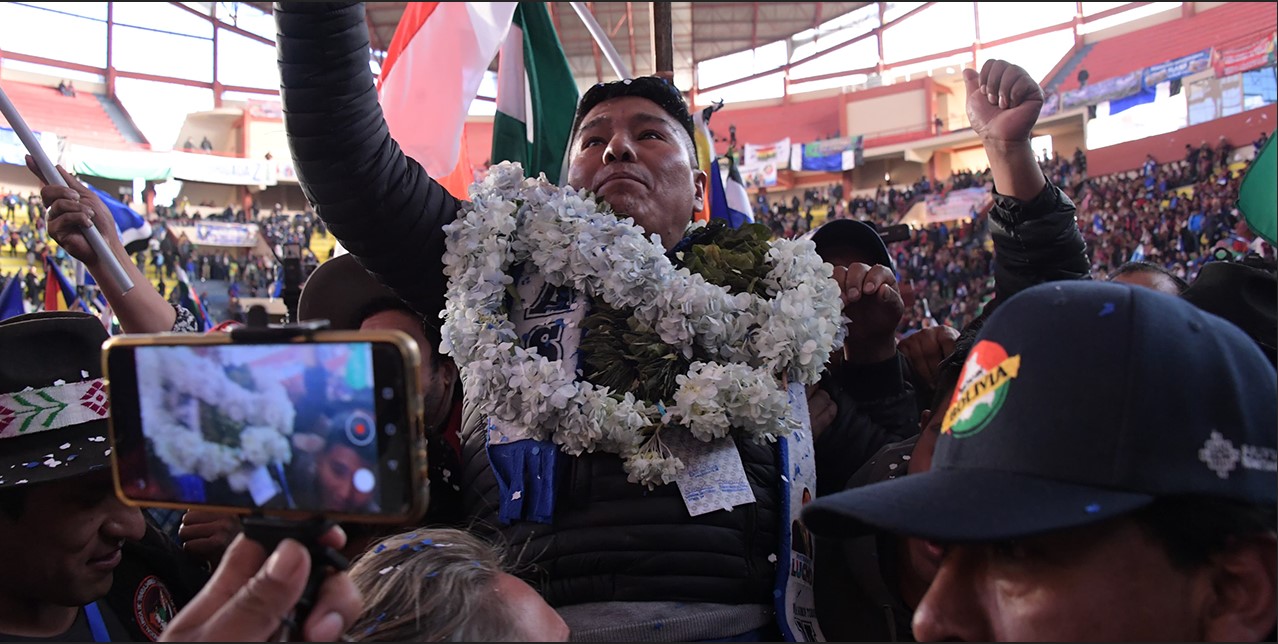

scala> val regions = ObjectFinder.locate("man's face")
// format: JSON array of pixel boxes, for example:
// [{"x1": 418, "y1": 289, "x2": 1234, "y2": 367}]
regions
[
  {"x1": 911, "y1": 517, "x2": 1212, "y2": 641},
  {"x1": 316, "y1": 444, "x2": 375, "y2": 512},
  {"x1": 566, "y1": 96, "x2": 705, "y2": 251},
  {"x1": 0, "y1": 470, "x2": 146, "y2": 607},
  {"x1": 360, "y1": 309, "x2": 455, "y2": 430}
]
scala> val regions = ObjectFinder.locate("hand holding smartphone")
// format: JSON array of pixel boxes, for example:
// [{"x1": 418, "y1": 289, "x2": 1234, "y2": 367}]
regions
[{"x1": 102, "y1": 329, "x2": 429, "y2": 524}]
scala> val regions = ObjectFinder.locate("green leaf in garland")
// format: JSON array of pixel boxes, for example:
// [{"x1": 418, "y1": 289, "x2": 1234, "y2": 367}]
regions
[{"x1": 579, "y1": 220, "x2": 778, "y2": 402}]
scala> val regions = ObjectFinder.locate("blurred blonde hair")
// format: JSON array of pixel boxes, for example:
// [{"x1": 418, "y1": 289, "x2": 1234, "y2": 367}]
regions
[{"x1": 346, "y1": 528, "x2": 528, "y2": 642}]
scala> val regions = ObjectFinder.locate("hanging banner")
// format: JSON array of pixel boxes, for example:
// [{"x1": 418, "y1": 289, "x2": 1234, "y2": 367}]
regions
[
  {"x1": 1040, "y1": 91, "x2": 1061, "y2": 118},
  {"x1": 171, "y1": 151, "x2": 276, "y2": 186},
  {"x1": 1142, "y1": 49, "x2": 1212, "y2": 89},
  {"x1": 799, "y1": 136, "x2": 863, "y2": 172},
  {"x1": 67, "y1": 144, "x2": 173, "y2": 181},
  {"x1": 1061, "y1": 70, "x2": 1142, "y2": 110},
  {"x1": 1219, "y1": 73, "x2": 1245, "y2": 118},
  {"x1": 1186, "y1": 77, "x2": 1220, "y2": 126},
  {"x1": 738, "y1": 161, "x2": 778, "y2": 188},
  {"x1": 1213, "y1": 31, "x2": 1277, "y2": 78},
  {"x1": 743, "y1": 137, "x2": 791, "y2": 170},
  {"x1": 0, "y1": 126, "x2": 59, "y2": 167},
  {"x1": 169, "y1": 222, "x2": 262, "y2": 248}
]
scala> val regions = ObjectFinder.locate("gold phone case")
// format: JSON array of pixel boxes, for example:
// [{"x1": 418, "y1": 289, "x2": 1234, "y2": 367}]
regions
[{"x1": 101, "y1": 329, "x2": 429, "y2": 525}]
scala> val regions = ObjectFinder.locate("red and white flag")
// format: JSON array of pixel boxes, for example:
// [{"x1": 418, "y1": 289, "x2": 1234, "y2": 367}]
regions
[{"x1": 378, "y1": 2, "x2": 517, "y2": 200}]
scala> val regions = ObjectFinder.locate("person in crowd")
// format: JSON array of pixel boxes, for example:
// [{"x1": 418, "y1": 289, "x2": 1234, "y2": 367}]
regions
[
  {"x1": 346, "y1": 528, "x2": 569, "y2": 642},
  {"x1": 813, "y1": 325, "x2": 976, "y2": 641},
  {"x1": 1107, "y1": 260, "x2": 1188, "y2": 294},
  {"x1": 267, "y1": 3, "x2": 854, "y2": 640},
  {"x1": 804, "y1": 280, "x2": 1277, "y2": 642},
  {"x1": 287, "y1": 419, "x2": 381, "y2": 515},
  {"x1": 27, "y1": 158, "x2": 199, "y2": 335},
  {"x1": 0, "y1": 311, "x2": 208, "y2": 641},
  {"x1": 806, "y1": 218, "x2": 919, "y2": 496},
  {"x1": 811, "y1": 56, "x2": 1097, "y2": 641},
  {"x1": 299, "y1": 253, "x2": 463, "y2": 527},
  {"x1": 158, "y1": 527, "x2": 362, "y2": 642},
  {"x1": 1181, "y1": 254, "x2": 1277, "y2": 365}
]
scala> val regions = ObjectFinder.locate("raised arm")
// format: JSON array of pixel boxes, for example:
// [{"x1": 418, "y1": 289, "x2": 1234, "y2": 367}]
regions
[
  {"x1": 275, "y1": 2, "x2": 462, "y2": 321},
  {"x1": 32, "y1": 160, "x2": 177, "y2": 333},
  {"x1": 965, "y1": 60, "x2": 1090, "y2": 304}
]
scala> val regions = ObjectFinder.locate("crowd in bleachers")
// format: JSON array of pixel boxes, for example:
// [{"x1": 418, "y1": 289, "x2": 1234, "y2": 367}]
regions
[{"x1": 746, "y1": 138, "x2": 1267, "y2": 335}]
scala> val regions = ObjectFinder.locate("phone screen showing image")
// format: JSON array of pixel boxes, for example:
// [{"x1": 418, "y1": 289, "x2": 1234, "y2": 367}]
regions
[{"x1": 109, "y1": 340, "x2": 420, "y2": 520}]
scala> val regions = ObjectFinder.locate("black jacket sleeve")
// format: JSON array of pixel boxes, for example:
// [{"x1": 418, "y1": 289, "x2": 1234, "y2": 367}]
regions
[
  {"x1": 275, "y1": 2, "x2": 462, "y2": 321},
  {"x1": 986, "y1": 179, "x2": 1091, "y2": 306},
  {"x1": 814, "y1": 354, "x2": 920, "y2": 497}
]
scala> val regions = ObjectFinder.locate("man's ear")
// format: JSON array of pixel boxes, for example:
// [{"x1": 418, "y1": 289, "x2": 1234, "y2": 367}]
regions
[
  {"x1": 1202, "y1": 533, "x2": 1278, "y2": 642},
  {"x1": 692, "y1": 169, "x2": 707, "y2": 212}
]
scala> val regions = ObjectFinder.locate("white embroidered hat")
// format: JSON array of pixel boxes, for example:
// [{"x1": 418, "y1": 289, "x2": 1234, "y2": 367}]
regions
[{"x1": 0, "y1": 311, "x2": 113, "y2": 488}]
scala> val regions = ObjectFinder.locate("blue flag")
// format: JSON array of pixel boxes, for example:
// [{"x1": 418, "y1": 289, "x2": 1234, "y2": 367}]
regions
[
  {"x1": 722, "y1": 154, "x2": 755, "y2": 229},
  {"x1": 0, "y1": 276, "x2": 25, "y2": 321},
  {"x1": 84, "y1": 183, "x2": 152, "y2": 255}
]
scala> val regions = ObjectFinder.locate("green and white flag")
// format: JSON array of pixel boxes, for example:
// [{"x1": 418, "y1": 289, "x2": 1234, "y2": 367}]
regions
[
  {"x1": 1238, "y1": 133, "x2": 1276, "y2": 245},
  {"x1": 491, "y1": 2, "x2": 578, "y2": 186}
]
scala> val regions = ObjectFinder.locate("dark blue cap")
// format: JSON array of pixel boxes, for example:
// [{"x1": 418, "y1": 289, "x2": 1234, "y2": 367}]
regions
[
  {"x1": 803, "y1": 280, "x2": 1277, "y2": 542},
  {"x1": 808, "y1": 218, "x2": 894, "y2": 272}
]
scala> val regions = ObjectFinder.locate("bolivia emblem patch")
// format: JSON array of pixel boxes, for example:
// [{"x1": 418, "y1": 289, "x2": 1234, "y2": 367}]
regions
[{"x1": 942, "y1": 340, "x2": 1021, "y2": 437}]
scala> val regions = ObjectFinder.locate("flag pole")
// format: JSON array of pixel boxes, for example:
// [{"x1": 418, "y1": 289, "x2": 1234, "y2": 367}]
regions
[
  {"x1": 649, "y1": 2, "x2": 674, "y2": 77},
  {"x1": 567, "y1": 3, "x2": 632, "y2": 80},
  {"x1": 0, "y1": 85, "x2": 134, "y2": 293}
]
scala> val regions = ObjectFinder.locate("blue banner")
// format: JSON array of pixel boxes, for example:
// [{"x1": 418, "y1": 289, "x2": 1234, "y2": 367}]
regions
[
  {"x1": 1062, "y1": 71, "x2": 1143, "y2": 110},
  {"x1": 800, "y1": 136, "x2": 863, "y2": 172},
  {"x1": 0, "y1": 126, "x2": 60, "y2": 167},
  {"x1": 1142, "y1": 49, "x2": 1212, "y2": 89}
]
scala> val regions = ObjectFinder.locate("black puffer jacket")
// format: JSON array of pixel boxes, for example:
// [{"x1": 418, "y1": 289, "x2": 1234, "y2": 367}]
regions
[
  {"x1": 276, "y1": 2, "x2": 780, "y2": 608},
  {"x1": 987, "y1": 180, "x2": 1091, "y2": 306}
]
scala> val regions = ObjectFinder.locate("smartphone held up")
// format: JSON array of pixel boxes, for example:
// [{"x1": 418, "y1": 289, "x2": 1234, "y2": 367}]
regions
[{"x1": 102, "y1": 329, "x2": 429, "y2": 524}]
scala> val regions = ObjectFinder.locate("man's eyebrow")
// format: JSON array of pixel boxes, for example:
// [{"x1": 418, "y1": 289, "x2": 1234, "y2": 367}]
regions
[
  {"x1": 577, "y1": 111, "x2": 677, "y2": 134},
  {"x1": 578, "y1": 114, "x2": 610, "y2": 133}
]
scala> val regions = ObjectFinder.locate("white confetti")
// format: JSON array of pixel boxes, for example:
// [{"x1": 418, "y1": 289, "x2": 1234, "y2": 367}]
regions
[
  {"x1": 60, "y1": 443, "x2": 71, "y2": 450},
  {"x1": 81, "y1": 370, "x2": 90, "y2": 379},
  {"x1": 901, "y1": 455, "x2": 911, "y2": 461},
  {"x1": 888, "y1": 463, "x2": 898, "y2": 470},
  {"x1": 53, "y1": 379, "x2": 66, "y2": 386},
  {"x1": 767, "y1": 553, "x2": 778, "y2": 563},
  {"x1": 89, "y1": 436, "x2": 106, "y2": 443},
  {"x1": 44, "y1": 458, "x2": 61, "y2": 468},
  {"x1": 104, "y1": 449, "x2": 111, "y2": 456},
  {"x1": 378, "y1": 566, "x2": 396, "y2": 575},
  {"x1": 16, "y1": 480, "x2": 28, "y2": 485},
  {"x1": 511, "y1": 490, "x2": 522, "y2": 501},
  {"x1": 442, "y1": 469, "x2": 451, "y2": 480}
]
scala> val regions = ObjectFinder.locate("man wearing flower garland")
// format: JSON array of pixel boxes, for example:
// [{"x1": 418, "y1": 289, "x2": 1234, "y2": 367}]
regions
[
  {"x1": 264, "y1": 3, "x2": 838, "y2": 639},
  {"x1": 264, "y1": 4, "x2": 851, "y2": 641},
  {"x1": 28, "y1": 5, "x2": 1075, "y2": 644}
]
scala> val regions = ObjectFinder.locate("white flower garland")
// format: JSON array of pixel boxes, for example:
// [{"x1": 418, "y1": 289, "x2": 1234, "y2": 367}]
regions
[
  {"x1": 440, "y1": 162, "x2": 846, "y2": 487},
  {"x1": 137, "y1": 347, "x2": 297, "y2": 492}
]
